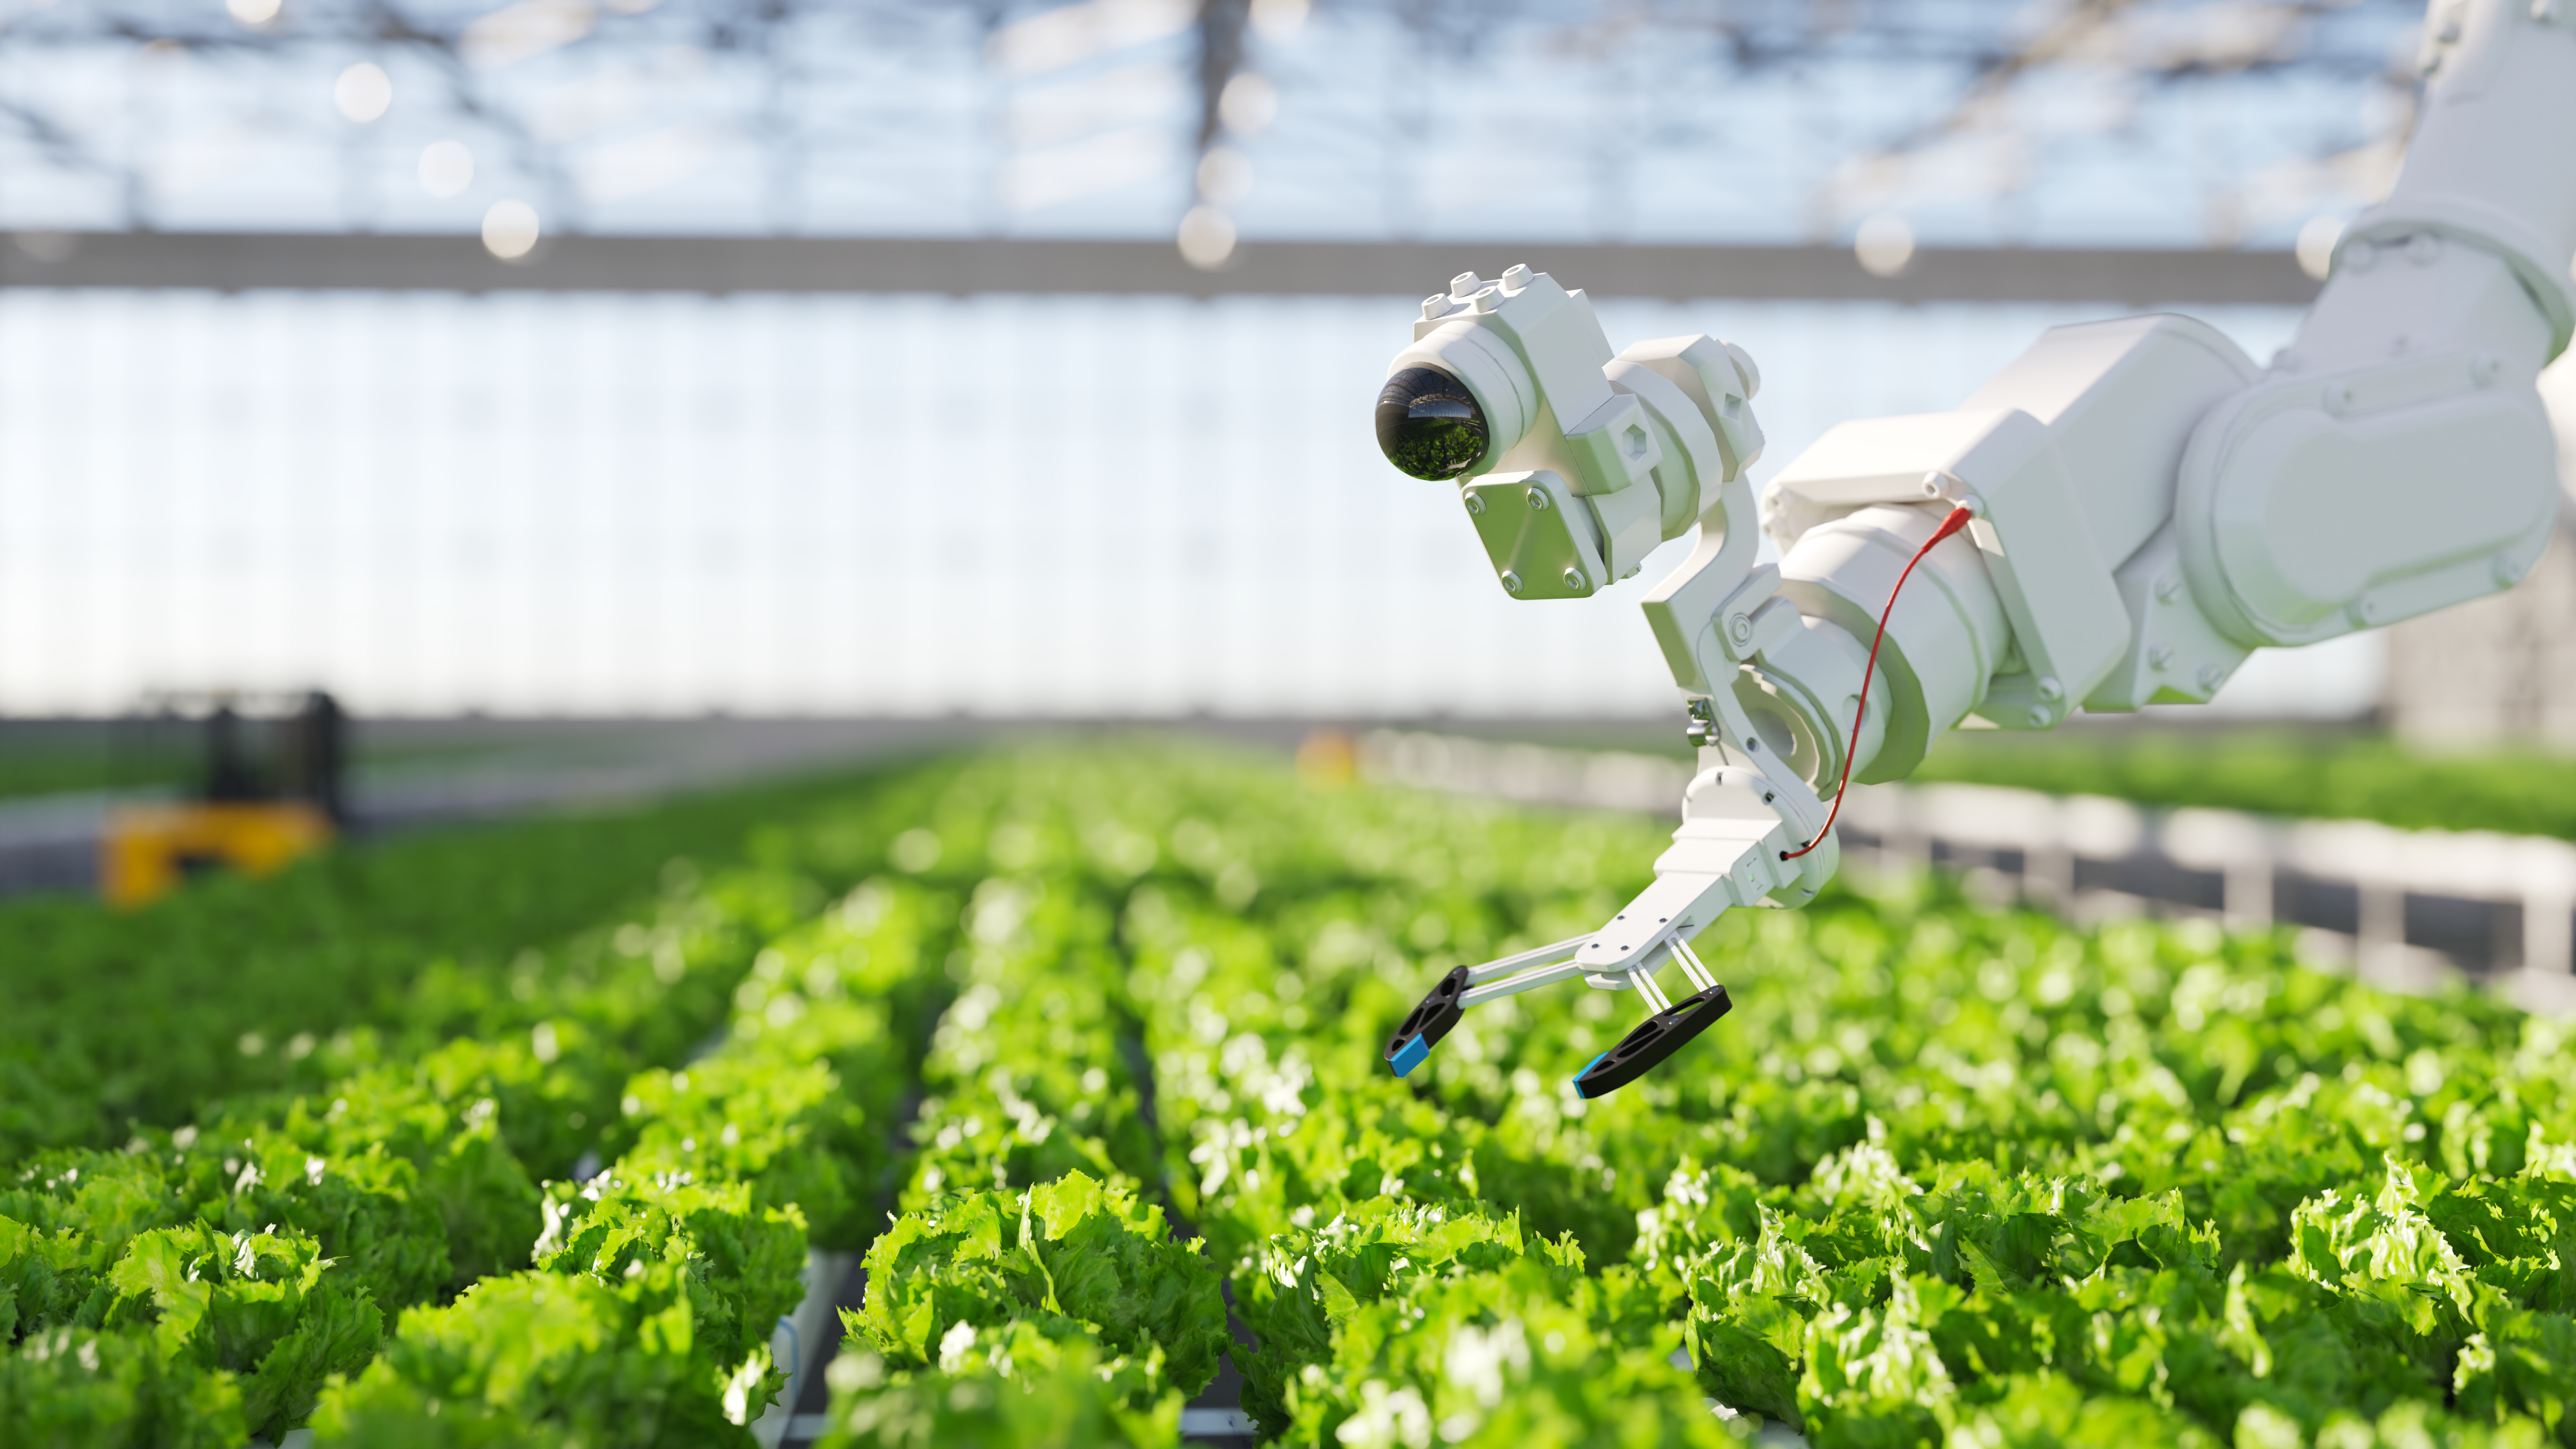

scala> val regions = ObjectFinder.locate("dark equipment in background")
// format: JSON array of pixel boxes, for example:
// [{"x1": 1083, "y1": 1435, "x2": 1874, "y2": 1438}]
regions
[{"x1": 103, "y1": 691, "x2": 345, "y2": 907}]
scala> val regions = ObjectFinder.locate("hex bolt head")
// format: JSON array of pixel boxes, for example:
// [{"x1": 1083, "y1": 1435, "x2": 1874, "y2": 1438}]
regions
[
  {"x1": 1499, "y1": 570, "x2": 1523, "y2": 595},
  {"x1": 1464, "y1": 493, "x2": 1485, "y2": 516},
  {"x1": 1562, "y1": 568, "x2": 1586, "y2": 591},
  {"x1": 1526, "y1": 489, "x2": 1549, "y2": 511}
]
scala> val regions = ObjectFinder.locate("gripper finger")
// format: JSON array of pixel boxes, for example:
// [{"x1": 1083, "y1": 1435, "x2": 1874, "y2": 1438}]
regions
[
  {"x1": 1571, "y1": 984, "x2": 1734, "y2": 1099},
  {"x1": 1385, "y1": 965, "x2": 1470, "y2": 1078}
]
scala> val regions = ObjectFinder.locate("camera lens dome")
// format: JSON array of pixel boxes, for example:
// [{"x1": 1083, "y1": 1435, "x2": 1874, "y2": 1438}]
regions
[{"x1": 1375, "y1": 366, "x2": 1488, "y2": 480}]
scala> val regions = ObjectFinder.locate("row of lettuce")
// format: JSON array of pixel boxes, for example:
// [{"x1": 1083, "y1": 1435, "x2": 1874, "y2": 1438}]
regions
[
  {"x1": 13, "y1": 743, "x2": 2576, "y2": 1445},
  {"x1": 0, "y1": 770, "x2": 915, "y2": 1164},
  {"x1": 1, "y1": 763, "x2": 961, "y2": 1445},
  {"x1": 810, "y1": 750, "x2": 2576, "y2": 1447}
]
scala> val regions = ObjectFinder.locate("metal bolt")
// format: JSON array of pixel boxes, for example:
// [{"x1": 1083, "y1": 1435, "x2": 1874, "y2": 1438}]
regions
[
  {"x1": 2154, "y1": 573, "x2": 2181, "y2": 603},
  {"x1": 2147, "y1": 643, "x2": 2174, "y2": 671},
  {"x1": 1526, "y1": 489, "x2": 1549, "y2": 511},
  {"x1": 1499, "y1": 570, "x2": 1523, "y2": 595},
  {"x1": 1464, "y1": 493, "x2": 1485, "y2": 515},
  {"x1": 2026, "y1": 705, "x2": 2052, "y2": 728},
  {"x1": 2036, "y1": 675, "x2": 2063, "y2": 702},
  {"x1": 1728, "y1": 613, "x2": 1753, "y2": 643},
  {"x1": 1562, "y1": 568, "x2": 1587, "y2": 592},
  {"x1": 1450, "y1": 271, "x2": 1481, "y2": 299},
  {"x1": 1471, "y1": 289, "x2": 1501, "y2": 313},
  {"x1": 1501, "y1": 263, "x2": 1533, "y2": 289},
  {"x1": 2197, "y1": 664, "x2": 2225, "y2": 692}
]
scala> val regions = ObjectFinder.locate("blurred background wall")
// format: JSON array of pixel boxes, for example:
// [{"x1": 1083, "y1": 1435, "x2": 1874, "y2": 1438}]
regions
[{"x1": 0, "y1": 0, "x2": 2548, "y2": 733}]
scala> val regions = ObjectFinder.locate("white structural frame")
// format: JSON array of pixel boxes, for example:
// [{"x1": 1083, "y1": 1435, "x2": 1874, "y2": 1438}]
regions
[{"x1": 1377, "y1": 0, "x2": 2576, "y2": 1092}]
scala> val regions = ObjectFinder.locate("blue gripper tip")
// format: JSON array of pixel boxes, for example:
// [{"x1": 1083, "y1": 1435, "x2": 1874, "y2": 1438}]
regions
[
  {"x1": 1388, "y1": 1034, "x2": 1431, "y2": 1078},
  {"x1": 1571, "y1": 1052, "x2": 1610, "y2": 1098}
]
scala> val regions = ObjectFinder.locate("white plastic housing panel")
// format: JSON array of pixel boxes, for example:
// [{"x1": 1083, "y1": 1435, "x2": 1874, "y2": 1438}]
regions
[
  {"x1": 1769, "y1": 409, "x2": 2132, "y2": 718},
  {"x1": 1586, "y1": 475, "x2": 1666, "y2": 580},
  {"x1": 2349, "y1": 0, "x2": 2576, "y2": 357},
  {"x1": 1777, "y1": 503, "x2": 2008, "y2": 781},
  {"x1": 1959, "y1": 314, "x2": 2257, "y2": 572},
  {"x1": 1602, "y1": 357, "x2": 1718, "y2": 534},
  {"x1": 2085, "y1": 523, "x2": 2252, "y2": 711},
  {"x1": 2179, "y1": 351, "x2": 2558, "y2": 646}
]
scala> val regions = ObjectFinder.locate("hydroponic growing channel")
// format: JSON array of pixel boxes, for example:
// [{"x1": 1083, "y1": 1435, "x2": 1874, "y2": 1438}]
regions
[{"x1": 4, "y1": 743, "x2": 2573, "y2": 1448}]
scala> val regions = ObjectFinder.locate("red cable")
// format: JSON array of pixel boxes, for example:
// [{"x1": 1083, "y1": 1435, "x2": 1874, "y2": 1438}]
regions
[{"x1": 1782, "y1": 504, "x2": 1974, "y2": 861}]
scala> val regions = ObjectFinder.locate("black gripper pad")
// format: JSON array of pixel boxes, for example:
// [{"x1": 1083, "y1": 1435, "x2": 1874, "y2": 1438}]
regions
[
  {"x1": 1384, "y1": 965, "x2": 1472, "y2": 1077},
  {"x1": 1571, "y1": 985, "x2": 1732, "y2": 1098}
]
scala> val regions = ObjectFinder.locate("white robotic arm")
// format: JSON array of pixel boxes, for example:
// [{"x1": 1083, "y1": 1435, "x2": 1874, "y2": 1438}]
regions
[{"x1": 1376, "y1": 0, "x2": 2576, "y2": 1098}]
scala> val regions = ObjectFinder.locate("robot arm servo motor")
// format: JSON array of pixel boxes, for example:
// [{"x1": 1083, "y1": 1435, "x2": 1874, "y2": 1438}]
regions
[{"x1": 1375, "y1": 0, "x2": 2576, "y2": 1099}]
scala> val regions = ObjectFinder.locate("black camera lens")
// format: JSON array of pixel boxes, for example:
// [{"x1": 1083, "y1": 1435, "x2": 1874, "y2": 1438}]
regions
[{"x1": 1375, "y1": 366, "x2": 1488, "y2": 480}]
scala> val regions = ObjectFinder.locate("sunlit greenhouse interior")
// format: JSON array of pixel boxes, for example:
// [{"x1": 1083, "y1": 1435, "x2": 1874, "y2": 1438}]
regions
[{"x1": 6, "y1": 3, "x2": 2576, "y2": 1446}]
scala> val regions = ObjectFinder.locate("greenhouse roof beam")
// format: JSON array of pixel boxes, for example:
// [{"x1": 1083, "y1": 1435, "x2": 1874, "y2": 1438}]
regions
[{"x1": 0, "y1": 232, "x2": 2321, "y2": 305}]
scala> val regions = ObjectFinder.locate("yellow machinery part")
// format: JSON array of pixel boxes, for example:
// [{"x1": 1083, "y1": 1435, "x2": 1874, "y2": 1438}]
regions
[{"x1": 102, "y1": 802, "x2": 334, "y2": 909}]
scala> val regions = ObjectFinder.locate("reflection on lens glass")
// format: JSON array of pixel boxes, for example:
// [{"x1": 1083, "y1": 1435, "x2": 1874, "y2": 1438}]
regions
[{"x1": 1375, "y1": 366, "x2": 1487, "y2": 480}]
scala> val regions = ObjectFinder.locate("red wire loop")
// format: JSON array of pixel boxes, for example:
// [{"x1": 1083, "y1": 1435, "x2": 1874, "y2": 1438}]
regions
[{"x1": 1781, "y1": 504, "x2": 1974, "y2": 861}]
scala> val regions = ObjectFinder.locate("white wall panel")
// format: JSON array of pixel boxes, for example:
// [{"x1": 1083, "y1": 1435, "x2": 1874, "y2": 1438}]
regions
[{"x1": 0, "y1": 289, "x2": 2330, "y2": 717}]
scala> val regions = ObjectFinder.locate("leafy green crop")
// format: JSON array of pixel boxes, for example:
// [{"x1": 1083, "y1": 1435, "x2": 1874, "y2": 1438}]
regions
[
  {"x1": 808, "y1": 746, "x2": 2576, "y2": 1446},
  {"x1": 15, "y1": 739, "x2": 2576, "y2": 1445},
  {"x1": 836, "y1": 1171, "x2": 1228, "y2": 1419},
  {"x1": 0, "y1": 763, "x2": 937, "y2": 1164},
  {"x1": 1, "y1": 763, "x2": 963, "y2": 1444},
  {"x1": 1912, "y1": 726, "x2": 2576, "y2": 840}
]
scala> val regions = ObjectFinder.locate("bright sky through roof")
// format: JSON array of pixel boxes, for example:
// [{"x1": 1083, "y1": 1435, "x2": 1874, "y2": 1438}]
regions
[{"x1": 0, "y1": 1, "x2": 2419, "y2": 253}]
